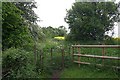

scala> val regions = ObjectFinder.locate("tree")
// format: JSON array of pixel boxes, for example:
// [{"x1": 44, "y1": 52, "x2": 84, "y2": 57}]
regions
[
  {"x1": 14, "y1": 1, "x2": 38, "y2": 24},
  {"x1": 41, "y1": 26, "x2": 67, "y2": 39},
  {"x1": 117, "y1": 1, "x2": 120, "y2": 22},
  {"x1": 14, "y1": 1, "x2": 40, "y2": 41},
  {"x1": 58, "y1": 26, "x2": 67, "y2": 36},
  {"x1": 2, "y1": 2, "x2": 32, "y2": 50},
  {"x1": 65, "y1": 2, "x2": 119, "y2": 41}
]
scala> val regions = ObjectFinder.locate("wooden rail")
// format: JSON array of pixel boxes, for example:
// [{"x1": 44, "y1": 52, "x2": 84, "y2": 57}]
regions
[
  {"x1": 72, "y1": 45, "x2": 120, "y2": 69},
  {"x1": 73, "y1": 61, "x2": 120, "y2": 69},
  {"x1": 72, "y1": 45, "x2": 120, "y2": 48},
  {"x1": 73, "y1": 54, "x2": 120, "y2": 60}
]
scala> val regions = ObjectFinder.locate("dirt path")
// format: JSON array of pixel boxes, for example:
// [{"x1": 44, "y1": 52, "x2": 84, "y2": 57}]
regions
[{"x1": 51, "y1": 70, "x2": 61, "y2": 80}]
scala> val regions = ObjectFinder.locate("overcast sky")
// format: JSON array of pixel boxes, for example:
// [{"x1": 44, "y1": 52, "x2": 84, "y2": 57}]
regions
[
  {"x1": 34, "y1": 0, "x2": 119, "y2": 37},
  {"x1": 34, "y1": 0, "x2": 75, "y2": 28}
]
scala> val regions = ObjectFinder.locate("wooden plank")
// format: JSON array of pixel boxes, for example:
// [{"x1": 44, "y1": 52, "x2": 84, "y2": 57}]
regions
[
  {"x1": 72, "y1": 45, "x2": 120, "y2": 48},
  {"x1": 73, "y1": 54, "x2": 120, "y2": 60},
  {"x1": 74, "y1": 61, "x2": 120, "y2": 69},
  {"x1": 74, "y1": 61, "x2": 90, "y2": 65},
  {"x1": 74, "y1": 61, "x2": 102, "y2": 66}
]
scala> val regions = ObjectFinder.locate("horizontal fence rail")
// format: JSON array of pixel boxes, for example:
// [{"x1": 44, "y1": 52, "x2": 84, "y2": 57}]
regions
[
  {"x1": 73, "y1": 54, "x2": 120, "y2": 60},
  {"x1": 72, "y1": 45, "x2": 120, "y2": 69},
  {"x1": 72, "y1": 45, "x2": 120, "y2": 48}
]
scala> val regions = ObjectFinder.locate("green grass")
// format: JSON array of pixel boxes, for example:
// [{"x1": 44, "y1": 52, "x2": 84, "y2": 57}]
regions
[{"x1": 60, "y1": 65, "x2": 119, "y2": 78}]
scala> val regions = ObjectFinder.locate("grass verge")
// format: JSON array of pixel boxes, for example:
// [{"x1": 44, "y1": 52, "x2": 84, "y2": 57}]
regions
[{"x1": 60, "y1": 65, "x2": 119, "y2": 78}]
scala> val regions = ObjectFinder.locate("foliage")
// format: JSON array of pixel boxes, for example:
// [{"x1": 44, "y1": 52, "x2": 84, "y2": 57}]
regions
[
  {"x1": 58, "y1": 26, "x2": 67, "y2": 36},
  {"x1": 112, "y1": 37, "x2": 120, "y2": 44},
  {"x1": 41, "y1": 26, "x2": 67, "y2": 39},
  {"x1": 2, "y1": 1, "x2": 120, "y2": 79},
  {"x1": 65, "y1": 2, "x2": 119, "y2": 41},
  {"x1": 14, "y1": 1, "x2": 42, "y2": 42},
  {"x1": 2, "y1": 47, "x2": 38, "y2": 78},
  {"x1": 14, "y1": 1, "x2": 38, "y2": 24},
  {"x1": 2, "y1": 2, "x2": 33, "y2": 50},
  {"x1": 29, "y1": 24, "x2": 46, "y2": 42}
]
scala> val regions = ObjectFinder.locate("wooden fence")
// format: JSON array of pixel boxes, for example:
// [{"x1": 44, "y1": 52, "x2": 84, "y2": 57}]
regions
[
  {"x1": 33, "y1": 46, "x2": 71, "y2": 69},
  {"x1": 3, "y1": 45, "x2": 120, "y2": 77},
  {"x1": 72, "y1": 45, "x2": 120, "y2": 69}
]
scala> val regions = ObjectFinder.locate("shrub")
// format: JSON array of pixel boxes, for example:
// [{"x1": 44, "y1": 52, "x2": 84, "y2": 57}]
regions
[
  {"x1": 2, "y1": 47, "x2": 38, "y2": 78},
  {"x1": 22, "y1": 42, "x2": 35, "y2": 52}
]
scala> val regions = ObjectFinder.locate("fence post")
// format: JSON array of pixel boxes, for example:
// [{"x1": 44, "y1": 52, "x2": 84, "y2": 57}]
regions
[
  {"x1": 102, "y1": 47, "x2": 105, "y2": 65},
  {"x1": 72, "y1": 46, "x2": 74, "y2": 62},
  {"x1": 62, "y1": 48, "x2": 64, "y2": 69},
  {"x1": 78, "y1": 47, "x2": 81, "y2": 67}
]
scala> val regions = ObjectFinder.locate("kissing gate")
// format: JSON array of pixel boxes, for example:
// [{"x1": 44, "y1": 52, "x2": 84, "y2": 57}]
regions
[{"x1": 72, "y1": 45, "x2": 120, "y2": 69}]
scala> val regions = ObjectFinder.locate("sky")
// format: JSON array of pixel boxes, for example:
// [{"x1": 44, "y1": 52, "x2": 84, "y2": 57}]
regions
[
  {"x1": 34, "y1": 0, "x2": 75, "y2": 28},
  {"x1": 34, "y1": 0, "x2": 120, "y2": 37}
]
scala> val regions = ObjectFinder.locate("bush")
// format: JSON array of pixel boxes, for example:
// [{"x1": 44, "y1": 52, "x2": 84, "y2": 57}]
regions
[
  {"x1": 2, "y1": 47, "x2": 38, "y2": 78},
  {"x1": 112, "y1": 38, "x2": 120, "y2": 45},
  {"x1": 22, "y1": 42, "x2": 35, "y2": 52}
]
